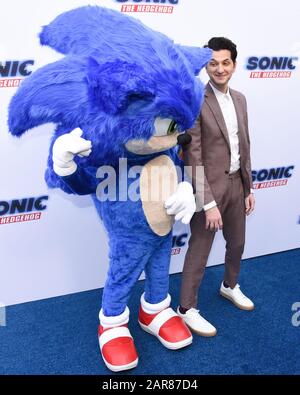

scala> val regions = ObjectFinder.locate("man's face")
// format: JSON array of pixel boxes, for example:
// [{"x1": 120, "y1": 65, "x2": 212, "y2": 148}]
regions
[{"x1": 206, "y1": 49, "x2": 236, "y2": 89}]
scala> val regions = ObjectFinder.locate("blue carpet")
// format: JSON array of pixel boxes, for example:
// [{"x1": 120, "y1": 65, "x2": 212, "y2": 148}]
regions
[{"x1": 0, "y1": 249, "x2": 299, "y2": 375}]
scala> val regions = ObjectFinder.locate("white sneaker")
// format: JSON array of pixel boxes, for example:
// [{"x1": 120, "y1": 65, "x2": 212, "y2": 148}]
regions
[
  {"x1": 176, "y1": 307, "x2": 217, "y2": 337},
  {"x1": 220, "y1": 282, "x2": 254, "y2": 310}
]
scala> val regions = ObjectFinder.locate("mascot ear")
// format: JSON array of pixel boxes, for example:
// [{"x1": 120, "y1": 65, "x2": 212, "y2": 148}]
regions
[
  {"x1": 177, "y1": 45, "x2": 212, "y2": 75},
  {"x1": 87, "y1": 58, "x2": 156, "y2": 114}
]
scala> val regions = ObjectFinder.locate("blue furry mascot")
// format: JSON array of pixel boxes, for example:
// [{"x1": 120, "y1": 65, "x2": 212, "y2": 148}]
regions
[{"x1": 8, "y1": 6, "x2": 211, "y2": 372}]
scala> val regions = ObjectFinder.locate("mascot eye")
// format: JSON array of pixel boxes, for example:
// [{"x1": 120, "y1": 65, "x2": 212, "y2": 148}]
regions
[
  {"x1": 154, "y1": 118, "x2": 178, "y2": 137},
  {"x1": 167, "y1": 120, "x2": 178, "y2": 135}
]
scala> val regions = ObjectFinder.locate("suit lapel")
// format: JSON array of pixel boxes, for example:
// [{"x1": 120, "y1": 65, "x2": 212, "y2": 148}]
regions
[
  {"x1": 230, "y1": 88, "x2": 246, "y2": 155},
  {"x1": 205, "y1": 84, "x2": 231, "y2": 150}
]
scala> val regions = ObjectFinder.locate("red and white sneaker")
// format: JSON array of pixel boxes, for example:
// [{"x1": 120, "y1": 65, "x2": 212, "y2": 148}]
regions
[
  {"x1": 138, "y1": 293, "x2": 192, "y2": 350},
  {"x1": 99, "y1": 307, "x2": 138, "y2": 372}
]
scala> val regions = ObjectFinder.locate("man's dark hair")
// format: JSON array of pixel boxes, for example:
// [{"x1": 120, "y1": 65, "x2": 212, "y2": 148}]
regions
[{"x1": 204, "y1": 37, "x2": 237, "y2": 63}]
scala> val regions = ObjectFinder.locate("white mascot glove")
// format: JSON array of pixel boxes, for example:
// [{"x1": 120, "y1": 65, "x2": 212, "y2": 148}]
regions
[
  {"x1": 52, "y1": 128, "x2": 92, "y2": 176},
  {"x1": 164, "y1": 181, "x2": 196, "y2": 225}
]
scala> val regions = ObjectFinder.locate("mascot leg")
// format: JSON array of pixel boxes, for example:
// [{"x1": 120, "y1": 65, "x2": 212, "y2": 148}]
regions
[
  {"x1": 138, "y1": 235, "x2": 193, "y2": 349},
  {"x1": 98, "y1": 237, "x2": 153, "y2": 372},
  {"x1": 98, "y1": 307, "x2": 138, "y2": 372}
]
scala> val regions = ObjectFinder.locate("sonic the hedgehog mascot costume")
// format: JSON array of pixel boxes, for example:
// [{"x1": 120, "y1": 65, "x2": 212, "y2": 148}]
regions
[{"x1": 8, "y1": 6, "x2": 211, "y2": 372}]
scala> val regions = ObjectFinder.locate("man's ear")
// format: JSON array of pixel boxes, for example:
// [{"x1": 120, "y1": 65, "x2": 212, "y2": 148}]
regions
[{"x1": 87, "y1": 57, "x2": 157, "y2": 114}]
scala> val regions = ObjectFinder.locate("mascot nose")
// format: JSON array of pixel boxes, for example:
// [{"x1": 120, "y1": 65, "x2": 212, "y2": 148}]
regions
[{"x1": 177, "y1": 133, "x2": 192, "y2": 146}]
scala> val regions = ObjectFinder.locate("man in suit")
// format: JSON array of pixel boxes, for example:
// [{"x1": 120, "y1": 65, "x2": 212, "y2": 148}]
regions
[{"x1": 177, "y1": 37, "x2": 255, "y2": 336}]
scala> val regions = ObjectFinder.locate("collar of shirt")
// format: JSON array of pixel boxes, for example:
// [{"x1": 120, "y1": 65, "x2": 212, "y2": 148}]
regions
[{"x1": 209, "y1": 81, "x2": 231, "y2": 102}]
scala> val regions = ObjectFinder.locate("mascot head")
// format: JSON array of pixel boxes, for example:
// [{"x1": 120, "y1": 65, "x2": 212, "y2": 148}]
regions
[{"x1": 8, "y1": 6, "x2": 211, "y2": 169}]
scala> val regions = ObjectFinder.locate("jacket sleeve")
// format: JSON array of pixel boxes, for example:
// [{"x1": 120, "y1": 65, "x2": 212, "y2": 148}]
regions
[
  {"x1": 243, "y1": 97, "x2": 254, "y2": 193},
  {"x1": 182, "y1": 117, "x2": 215, "y2": 210}
]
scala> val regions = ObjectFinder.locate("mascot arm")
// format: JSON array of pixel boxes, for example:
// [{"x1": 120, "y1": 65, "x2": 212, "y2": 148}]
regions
[
  {"x1": 51, "y1": 128, "x2": 96, "y2": 196},
  {"x1": 171, "y1": 146, "x2": 185, "y2": 180},
  {"x1": 57, "y1": 166, "x2": 97, "y2": 196},
  {"x1": 52, "y1": 128, "x2": 91, "y2": 176},
  {"x1": 165, "y1": 181, "x2": 196, "y2": 225}
]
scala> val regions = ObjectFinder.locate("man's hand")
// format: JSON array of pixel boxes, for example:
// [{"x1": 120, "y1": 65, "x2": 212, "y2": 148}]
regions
[
  {"x1": 52, "y1": 128, "x2": 92, "y2": 176},
  {"x1": 164, "y1": 181, "x2": 196, "y2": 225},
  {"x1": 245, "y1": 193, "x2": 255, "y2": 216},
  {"x1": 205, "y1": 206, "x2": 223, "y2": 231}
]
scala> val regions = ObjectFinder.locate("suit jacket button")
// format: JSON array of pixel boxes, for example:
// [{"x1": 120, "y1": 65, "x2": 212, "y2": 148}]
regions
[{"x1": 225, "y1": 170, "x2": 229, "y2": 174}]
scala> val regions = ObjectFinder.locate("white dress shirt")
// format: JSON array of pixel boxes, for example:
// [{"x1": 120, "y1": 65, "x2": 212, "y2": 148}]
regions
[
  {"x1": 203, "y1": 83, "x2": 241, "y2": 211},
  {"x1": 209, "y1": 82, "x2": 240, "y2": 173}
]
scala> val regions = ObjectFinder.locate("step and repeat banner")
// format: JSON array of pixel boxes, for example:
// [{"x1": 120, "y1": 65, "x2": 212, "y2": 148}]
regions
[{"x1": 1, "y1": 0, "x2": 299, "y2": 306}]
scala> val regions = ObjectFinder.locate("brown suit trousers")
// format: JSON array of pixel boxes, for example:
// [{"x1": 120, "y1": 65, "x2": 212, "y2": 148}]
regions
[{"x1": 180, "y1": 84, "x2": 253, "y2": 309}]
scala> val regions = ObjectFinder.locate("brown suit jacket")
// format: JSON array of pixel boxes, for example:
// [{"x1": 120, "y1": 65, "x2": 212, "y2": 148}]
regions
[{"x1": 183, "y1": 83, "x2": 253, "y2": 207}]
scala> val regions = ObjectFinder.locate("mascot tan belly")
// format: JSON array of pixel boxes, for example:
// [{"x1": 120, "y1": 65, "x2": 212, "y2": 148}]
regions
[
  {"x1": 140, "y1": 154, "x2": 177, "y2": 236},
  {"x1": 126, "y1": 126, "x2": 181, "y2": 236}
]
